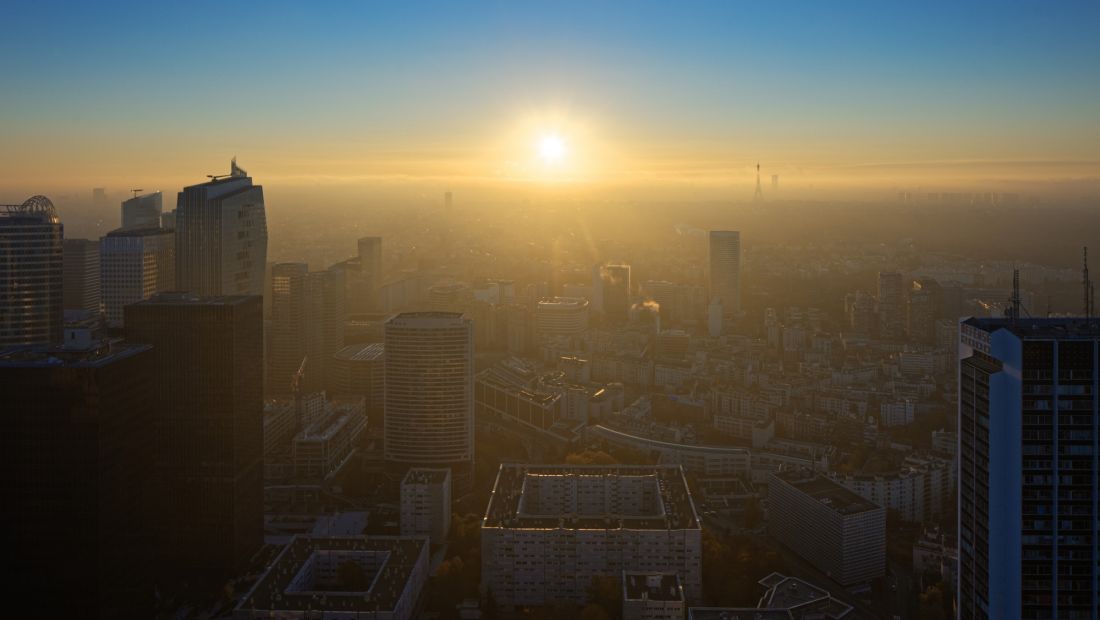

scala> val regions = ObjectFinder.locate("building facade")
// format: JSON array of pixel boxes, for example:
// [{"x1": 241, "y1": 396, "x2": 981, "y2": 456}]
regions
[
  {"x1": 959, "y1": 317, "x2": 1100, "y2": 619},
  {"x1": 384, "y1": 312, "x2": 475, "y2": 492},
  {"x1": 121, "y1": 191, "x2": 163, "y2": 230},
  {"x1": 62, "y1": 238, "x2": 101, "y2": 313},
  {"x1": 400, "y1": 467, "x2": 452, "y2": 545},
  {"x1": 0, "y1": 196, "x2": 63, "y2": 347},
  {"x1": 707, "y1": 231, "x2": 741, "y2": 316},
  {"x1": 100, "y1": 226, "x2": 175, "y2": 328},
  {"x1": 174, "y1": 159, "x2": 268, "y2": 296}
]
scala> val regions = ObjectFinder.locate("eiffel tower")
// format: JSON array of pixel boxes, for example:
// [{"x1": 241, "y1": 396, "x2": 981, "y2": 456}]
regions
[{"x1": 753, "y1": 162, "x2": 764, "y2": 203}]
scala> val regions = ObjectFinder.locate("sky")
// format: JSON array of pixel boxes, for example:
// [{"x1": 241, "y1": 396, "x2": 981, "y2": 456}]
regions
[{"x1": 2, "y1": 0, "x2": 1099, "y2": 195}]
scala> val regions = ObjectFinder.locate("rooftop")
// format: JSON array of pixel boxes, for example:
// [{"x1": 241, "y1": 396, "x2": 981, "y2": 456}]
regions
[
  {"x1": 688, "y1": 572, "x2": 853, "y2": 619},
  {"x1": 236, "y1": 536, "x2": 426, "y2": 614},
  {"x1": 137, "y1": 292, "x2": 258, "y2": 306},
  {"x1": 963, "y1": 316, "x2": 1100, "y2": 340},
  {"x1": 403, "y1": 467, "x2": 451, "y2": 486},
  {"x1": 0, "y1": 340, "x2": 150, "y2": 368},
  {"x1": 483, "y1": 464, "x2": 700, "y2": 531},
  {"x1": 334, "y1": 342, "x2": 384, "y2": 362},
  {"x1": 772, "y1": 470, "x2": 881, "y2": 516},
  {"x1": 105, "y1": 226, "x2": 172, "y2": 237}
]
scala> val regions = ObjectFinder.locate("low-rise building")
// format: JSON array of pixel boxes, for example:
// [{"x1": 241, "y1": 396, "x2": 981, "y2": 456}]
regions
[
  {"x1": 622, "y1": 572, "x2": 686, "y2": 620},
  {"x1": 401, "y1": 467, "x2": 451, "y2": 546}
]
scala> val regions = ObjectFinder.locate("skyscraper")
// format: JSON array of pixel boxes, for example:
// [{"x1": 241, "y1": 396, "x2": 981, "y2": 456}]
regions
[
  {"x1": 0, "y1": 339, "x2": 157, "y2": 617},
  {"x1": 601, "y1": 264, "x2": 631, "y2": 326},
  {"x1": 384, "y1": 312, "x2": 475, "y2": 493},
  {"x1": 100, "y1": 227, "x2": 175, "y2": 328},
  {"x1": 120, "y1": 191, "x2": 163, "y2": 229},
  {"x1": 266, "y1": 263, "x2": 345, "y2": 395},
  {"x1": 907, "y1": 278, "x2": 941, "y2": 344},
  {"x1": 175, "y1": 159, "x2": 267, "y2": 296},
  {"x1": 0, "y1": 195, "x2": 64, "y2": 347},
  {"x1": 708, "y1": 230, "x2": 741, "y2": 316},
  {"x1": 959, "y1": 317, "x2": 1100, "y2": 619},
  {"x1": 877, "y1": 271, "x2": 905, "y2": 340},
  {"x1": 62, "y1": 238, "x2": 101, "y2": 313},
  {"x1": 356, "y1": 236, "x2": 383, "y2": 312},
  {"x1": 124, "y1": 293, "x2": 263, "y2": 584}
]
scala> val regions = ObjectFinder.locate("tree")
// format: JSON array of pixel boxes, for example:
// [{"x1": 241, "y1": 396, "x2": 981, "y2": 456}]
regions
[{"x1": 919, "y1": 583, "x2": 947, "y2": 620}]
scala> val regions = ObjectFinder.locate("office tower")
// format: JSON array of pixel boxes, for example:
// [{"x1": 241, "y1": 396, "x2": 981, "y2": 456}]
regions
[
  {"x1": 844, "y1": 290, "x2": 876, "y2": 335},
  {"x1": 481, "y1": 464, "x2": 703, "y2": 611},
  {"x1": 768, "y1": 469, "x2": 885, "y2": 585},
  {"x1": 358, "y1": 236, "x2": 383, "y2": 310},
  {"x1": 771, "y1": 174, "x2": 779, "y2": 191},
  {"x1": 384, "y1": 312, "x2": 475, "y2": 493},
  {"x1": 0, "y1": 195, "x2": 64, "y2": 347},
  {"x1": 160, "y1": 209, "x2": 176, "y2": 229},
  {"x1": 120, "y1": 190, "x2": 162, "y2": 229},
  {"x1": 63, "y1": 238, "x2": 101, "y2": 313},
  {"x1": 959, "y1": 318, "x2": 1100, "y2": 619},
  {"x1": 601, "y1": 264, "x2": 631, "y2": 326},
  {"x1": 877, "y1": 271, "x2": 905, "y2": 340},
  {"x1": 0, "y1": 339, "x2": 156, "y2": 617},
  {"x1": 92, "y1": 187, "x2": 108, "y2": 209},
  {"x1": 124, "y1": 293, "x2": 263, "y2": 584},
  {"x1": 534, "y1": 296, "x2": 589, "y2": 340},
  {"x1": 266, "y1": 263, "x2": 345, "y2": 395},
  {"x1": 707, "y1": 231, "x2": 741, "y2": 316},
  {"x1": 99, "y1": 227, "x2": 175, "y2": 328},
  {"x1": 908, "y1": 278, "x2": 941, "y2": 345},
  {"x1": 444, "y1": 191, "x2": 453, "y2": 209},
  {"x1": 175, "y1": 158, "x2": 268, "y2": 296},
  {"x1": 401, "y1": 467, "x2": 452, "y2": 545}
]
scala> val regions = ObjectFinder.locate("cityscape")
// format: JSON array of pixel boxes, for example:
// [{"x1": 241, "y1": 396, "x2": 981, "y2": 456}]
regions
[{"x1": 2, "y1": 2, "x2": 1100, "y2": 619}]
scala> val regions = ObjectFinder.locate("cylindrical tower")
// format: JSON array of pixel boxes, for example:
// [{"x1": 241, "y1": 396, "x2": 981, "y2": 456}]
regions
[{"x1": 0, "y1": 196, "x2": 63, "y2": 347}]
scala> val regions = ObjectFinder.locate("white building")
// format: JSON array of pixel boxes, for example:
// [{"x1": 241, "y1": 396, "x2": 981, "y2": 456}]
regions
[
  {"x1": 100, "y1": 227, "x2": 175, "y2": 328},
  {"x1": 879, "y1": 399, "x2": 915, "y2": 427},
  {"x1": 481, "y1": 464, "x2": 702, "y2": 612},
  {"x1": 768, "y1": 470, "x2": 885, "y2": 585},
  {"x1": 833, "y1": 455, "x2": 953, "y2": 522},
  {"x1": 400, "y1": 468, "x2": 452, "y2": 546}
]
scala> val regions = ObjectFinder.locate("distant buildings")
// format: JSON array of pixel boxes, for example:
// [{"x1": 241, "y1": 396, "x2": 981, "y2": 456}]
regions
[
  {"x1": 330, "y1": 341, "x2": 385, "y2": 424},
  {"x1": 600, "y1": 264, "x2": 632, "y2": 326},
  {"x1": 400, "y1": 467, "x2": 452, "y2": 545},
  {"x1": 768, "y1": 470, "x2": 886, "y2": 585},
  {"x1": 234, "y1": 536, "x2": 430, "y2": 620},
  {"x1": 99, "y1": 226, "x2": 175, "y2": 328},
  {"x1": 120, "y1": 191, "x2": 162, "y2": 230},
  {"x1": 384, "y1": 312, "x2": 475, "y2": 493},
  {"x1": 0, "y1": 339, "x2": 156, "y2": 617},
  {"x1": 908, "y1": 278, "x2": 941, "y2": 344},
  {"x1": 62, "y1": 238, "x2": 100, "y2": 313},
  {"x1": 337, "y1": 236, "x2": 383, "y2": 314},
  {"x1": 0, "y1": 196, "x2": 63, "y2": 347},
  {"x1": 481, "y1": 464, "x2": 702, "y2": 611},
  {"x1": 959, "y1": 318, "x2": 1100, "y2": 619},
  {"x1": 292, "y1": 398, "x2": 366, "y2": 481},
  {"x1": 534, "y1": 296, "x2": 589, "y2": 340},
  {"x1": 708, "y1": 231, "x2": 741, "y2": 316},
  {"x1": 174, "y1": 159, "x2": 268, "y2": 296},
  {"x1": 125, "y1": 293, "x2": 263, "y2": 584}
]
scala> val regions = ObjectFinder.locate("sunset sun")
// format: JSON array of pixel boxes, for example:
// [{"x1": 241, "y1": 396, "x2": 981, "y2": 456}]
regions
[{"x1": 537, "y1": 133, "x2": 567, "y2": 164}]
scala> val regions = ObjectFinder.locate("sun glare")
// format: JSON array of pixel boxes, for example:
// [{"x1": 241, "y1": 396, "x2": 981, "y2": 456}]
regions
[{"x1": 537, "y1": 133, "x2": 567, "y2": 164}]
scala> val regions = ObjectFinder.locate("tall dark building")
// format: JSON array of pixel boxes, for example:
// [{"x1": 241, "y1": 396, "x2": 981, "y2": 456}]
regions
[
  {"x1": 907, "y1": 278, "x2": 941, "y2": 344},
  {"x1": 63, "y1": 237, "x2": 101, "y2": 313},
  {"x1": 266, "y1": 263, "x2": 344, "y2": 395},
  {"x1": 0, "y1": 339, "x2": 156, "y2": 617},
  {"x1": 0, "y1": 196, "x2": 64, "y2": 346},
  {"x1": 125, "y1": 293, "x2": 263, "y2": 584},
  {"x1": 959, "y1": 317, "x2": 1100, "y2": 619},
  {"x1": 120, "y1": 191, "x2": 163, "y2": 230}
]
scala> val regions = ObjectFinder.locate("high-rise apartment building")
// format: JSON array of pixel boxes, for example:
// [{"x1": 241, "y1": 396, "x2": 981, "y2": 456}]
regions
[
  {"x1": 908, "y1": 278, "x2": 941, "y2": 344},
  {"x1": 601, "y1": 264, "x2": 632, "y2": 326},
  {"x1": 100, "y1": 227, "x2": 175, "y2": 328},
  {"x1": 0, "y1": 339, "x2": 157, "y2": 617},
  {"x1": 62, "y1": 238, "x2": 101, "y2": 313},
  {"x1": 384, "y1": 312, "x2": 474, "y2": 492},
  {"x1": 877, "y1": 271, "x2": 905, "y2": 340},
  {"x1": 707, "y1": 231, "x2": 741, "y2": 316},
  {"x1": 266, "y1": 263, "x2": 345, "y2": 395},
  {"x1": 959, "y1": 317, "x2": 1100, "y2": 619},
  {"x1": 120, "y1": 191, "x2": 163, "y2": 230},
  {"x1": 175, "y1": 159, "x2": 267, "y2": 296},
  {"x1": 0, "y1": 196, "x2": 64, "y2": 347},
  {"x1": 124, "y1": 293, "x2": 263, "y2": 584}
]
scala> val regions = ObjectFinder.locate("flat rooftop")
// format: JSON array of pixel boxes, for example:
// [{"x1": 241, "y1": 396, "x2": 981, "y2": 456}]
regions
[
  {"x1": 138, "y1": 292, "x2": 258, "y2": 306},
  {"x1": 403, "y1": 467, "x2": 451, "y2": 485},
  {"x1": 963, "y1": 316, "x2": 1100, "y2": 340},
  {"x1": 0, "y1": 340, "x2": 150, "y2": 368},
  {"x1": 237, "y1": 536, "x2": 426, "y2": 614},
  {"x1": 773, "y1": 471, "x2": 880, "y2": 516},
  {"x1": 483, "y1": 464, "x2": 700, "y2": 531},
  {"x1": 334, "y1": 342, "x2": 384, "y2": 362}
]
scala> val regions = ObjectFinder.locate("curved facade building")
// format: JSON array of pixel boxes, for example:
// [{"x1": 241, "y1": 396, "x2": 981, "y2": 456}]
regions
[
  {"x1": 384, "y1": 312, "x2": 474, "y2": 492},
  {"x1": 0, "y1": 196, "x2": 63, "y2": 347},
  {"x1": 535, "y1": 296, "x2": 589, "y2": 339}
]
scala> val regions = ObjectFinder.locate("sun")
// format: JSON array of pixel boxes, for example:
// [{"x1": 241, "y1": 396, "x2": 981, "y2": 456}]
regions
[{"x1": 537, "y1": 133, "x2": 567, "y2": 164}]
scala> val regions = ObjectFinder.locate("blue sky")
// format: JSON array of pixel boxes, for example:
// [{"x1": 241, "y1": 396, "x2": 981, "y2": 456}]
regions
[{"x1": 2, "y1": 0, "x2": 1098, "y2": 188}]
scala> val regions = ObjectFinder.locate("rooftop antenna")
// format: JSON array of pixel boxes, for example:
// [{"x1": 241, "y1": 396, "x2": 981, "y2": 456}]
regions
[{"x1": 130, "y1": 188, "x2": 143, "y2": 198}]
